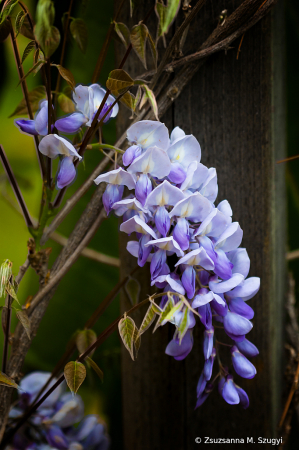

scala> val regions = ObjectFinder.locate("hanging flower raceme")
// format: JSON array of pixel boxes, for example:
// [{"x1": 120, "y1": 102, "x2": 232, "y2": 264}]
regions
[
  {"x1": 94, "y1": 119, "x2": 260, "y2": 410},
  {"x1": 8, "y1": 371, "x2": 110, "y2": 450},
  {"x1": 55, "y1": 84, "x2": 119, "y2": 134}
]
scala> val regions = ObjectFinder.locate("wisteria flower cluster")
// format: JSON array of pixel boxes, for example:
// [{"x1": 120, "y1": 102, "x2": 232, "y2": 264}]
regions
[
  {"x1": 94, "y1": 120, "x2": 260, "y2": 409},
  {"x1": 8, "y1": 372, "x2": 109, "y2": 450},
  {"x1": 15, "y1": 84, "x2": 118, "y2": 189}
]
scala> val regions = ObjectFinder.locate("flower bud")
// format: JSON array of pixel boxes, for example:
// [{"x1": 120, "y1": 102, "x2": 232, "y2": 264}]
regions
[
  {"x1": 138, "y1": 234, "x2": 152, "y2": 267},
  {"x1": 231, "y1": 346, "x2": 257, "y2": 379},
  {"x1": 102, "y1": 184, "x2": 124, "y2": 215},
  {"x1": 150, "y1": 249, "x2": 166, "y2": 280},
  {"x1": 56, "y1": 157, "x2": 76, "y2": 189},
  {"x1": 173, "y1": 218, "x2": 190, "y2": 251},
  {"x1": 135, "y1": 174, "x2": 152, "y2": 206},
  {"x1": 221, "y1": 375, "x2": 240, "y2": 405},
  {"x1": 155, "y1": 206, "x2": 170, "y2": 237},
  {"x1": 228, "y1": 297, "x2": 254, "y2": 320},
  {"x1": 203, "y1": 327, "x2": 214, "y2": 360},
  {"x1": 236, "y1": 338, "x2": 259, "y2": 358},
  {"x1": 181, "y1": 266, "x2": 195, "y2": 299},
  {"x1": 203, "y1": 347, "x2": 216, "y2": 380}
]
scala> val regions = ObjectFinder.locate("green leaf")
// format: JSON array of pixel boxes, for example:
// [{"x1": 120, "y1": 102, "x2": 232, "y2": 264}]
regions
[
  {"x1": 163, "y1": 299, "x2": 184, "y2": 323},
  {"x1": 118, "y1": 315, "x2": 136, "y2": 361},
  {"x1": 125, "y1": 277, "x2": 140, "y2": 306},
  {"x1": 155, "y1": 0, "x2": 180, "y2": 38},
  {"x1": 0, "y1": 19, "x2": 10, "y2": 42},
  {"x1": 64, "y1": 361, "x2": 86, "y2": 395},
  {"x1": 70, "y1": 18, "x2": 88, "y2": 53},
  {"x1": 44, "y1": 26, "x2": 60, "y2": 58},
  {"x1": 147, "y1": 29, "x2": 157, "y2": 69},
  {"x1": 114, "y1": 22, "x2": 130, "y2": 48},
  {"x1": 86, "y1": 357, "x2": 104, "y2": 382},
  {"x1": 0, "y1": 0, "x2": 18, "y2": 25},
  {"x1": 139, "y1": 303, "x2": 158, "y2": 335},
  {"x1": 177, "y1": 307, "x2": 189, "y2": 344},
  {"x1": 0, "y1": 260, "x2": 12, "y2": 298},
  {"x1": 17, "y1": 59, "x2": 46, "y2": 86},
  {"x1": 15, "y1": 10, "x2": 26, "y2": 36},
  {"x1": 16, "y1": 309, "x2": 31, "y2": 339},
  {"x1": 5, "y1": 281, "x2": 20, "y2": 305},
  {"x1": 0, "y1": 371, "x2": 19, "y2": 389},
  {"x1": 130, "y1": 22, "x2": 148, "y2": 69},
  {"x1": 21, "y1": 40, "x2": 35, "y2": 64},
  {"x1": 76, "y1": 329, "x2": 97, "y2": 358},
  {"x1": 52, "y1": 64, "x2": 76, "y2": 91},
  {"x1": 106, "y1": 69, "x2": 134, "y2": 92},
  {"x1": 20, "y1": 15, "x2": 34, "y2": 40},
  {"x1": 140, "y1": 85, "x2": 158, "y2": 120},
  {"x1": 153, "y1": 296, "x2": 174, "y2": 332},
  {"x1": 57, "y1": 93, "x2": 75, "y2": 113},
  {"x1": 133, "y1": 326, "x2": 141, "y2": 358}
]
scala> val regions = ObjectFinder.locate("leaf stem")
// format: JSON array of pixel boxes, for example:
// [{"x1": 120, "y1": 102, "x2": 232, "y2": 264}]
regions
[{"x1": 0, "y1": 145, "x2": 34, "y2": 229}]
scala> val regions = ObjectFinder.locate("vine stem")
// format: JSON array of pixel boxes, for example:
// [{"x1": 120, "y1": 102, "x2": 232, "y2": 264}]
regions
[
  {"x1": 54, "y1": 0, "x2": 74, "y2": 107},
  {"x1": 1, "y1": 279, "x2": 12, "y2": 374},
  {"x1": 8, "y1": 18, "x2": 46, "y2": 180},
  {"x1": 0, "y1": 145, "x2": 34, "y2": 229}
]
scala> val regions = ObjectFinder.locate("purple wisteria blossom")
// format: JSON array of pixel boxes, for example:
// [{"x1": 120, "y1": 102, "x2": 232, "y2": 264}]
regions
[
  {"x1": 95, "y1": 119, "x2": 260, "y2": 409},
  {"x1": 55, "y1": 84, "x2": 119, "y2": 134},
  {"x1": 8, "y1": 371, "x2": 110, "y2": 450}
]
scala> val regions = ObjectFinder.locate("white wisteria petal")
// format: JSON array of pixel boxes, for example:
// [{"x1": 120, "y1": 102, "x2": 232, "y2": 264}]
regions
[
  {"x1": 226, "y1": 277, "x2": 260, "y2": 301},
  {"x1": 145, "y1": 236, "x2": 184, "y2": 257},
  {"x1": 127, "y1": 120, "x2": 169, "y2": 150},
  {"x1": 175, "y1": 247, "x2": 214, "y2": 270},
  {"x1": 127, "y1": 240, "x2": 153, "y2": 261},
  {"x1": 128, "y1": 146, "x2": 171, "y2": 179},
  {"x1": 227, "y1": 248, "x2": 250, "y2": 278},
  {"x1": 39, "y1": 134, "x2": 82, "y2": 160},
  {"x1": 112, "y1": 198, "x2": 149, "y2": 216},
  {"x1": 192, "y1": 291, "x2": 214, "y2": 307},
  {"x1": 215, "y1": 222, "x2": 243, "y2": 252},
  {"x1": 209, "y1": 273, "x2": 244, "y2": 294},
  {"x1": 200, "y1": 167, "x2": 218, "y2": 202},
  {"x1": 73, "y1": 85, "x2": 90, "y2": 117},
  {"x1": 145, "y1": 180, "x2": 185, "y2": 207},
  {"x1": 169, "y1": 192, "x2": 212, "y2": 222},
  {"x1": 120, "y1": 215, "x2": 157, "y2": 238},
  {"x1": 217, "y1": 199, "x2": 233, "y2": 217},
  {"x1": 195, "y1": 208, "x2": 230, "y2": 239},
  {"x1": 170, "y1": 126, "x2": 185, "y2": 144},
  {"x1": 180, "y1": 161, "x2": 209, "y2": 192},
  {"x1": 89, "y1": 84, "x2": 119, "y2": 122},
  {"x1": 152, "y1": 274, "x2": 185, "y2": 295},
  {"x1": 167, "y1": 135, "x2": 201, "y2": 169},
  {"x1": 94, "y1": 167, "x2": 135, "y2": 189}
]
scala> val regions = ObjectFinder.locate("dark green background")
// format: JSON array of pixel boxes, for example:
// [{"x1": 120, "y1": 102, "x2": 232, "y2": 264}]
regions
[{"x1": 1, "y1": 0, "x2": 299, "y2": 448}]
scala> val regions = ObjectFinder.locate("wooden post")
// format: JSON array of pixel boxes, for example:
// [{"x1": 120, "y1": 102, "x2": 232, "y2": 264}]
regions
[{"x1": 116, "y1": 0, "x2": 286, "y2": 448}]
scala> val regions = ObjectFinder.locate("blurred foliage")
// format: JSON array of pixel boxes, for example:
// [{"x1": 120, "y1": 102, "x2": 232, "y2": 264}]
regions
[{"x1": 0, "y1": 0, "x2": 122, "y2": 448}]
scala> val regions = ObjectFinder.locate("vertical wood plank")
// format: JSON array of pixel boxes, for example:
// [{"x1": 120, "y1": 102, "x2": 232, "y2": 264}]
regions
[{"x1": 115, "y1": 1, "x2": 286, "y2": 448}]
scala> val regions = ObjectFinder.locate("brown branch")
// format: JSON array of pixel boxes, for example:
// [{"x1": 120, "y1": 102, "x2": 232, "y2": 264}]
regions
[
  {"x1": 278, "y1": 360, "x2": 299, "y2": 430},
  {"x1": 1, "y1": 281, "x2": 12, "y2": 374},
  {"x1": 0, "y1": 145, "x2": 34, "y2": 229},
  {"x1": 150, "y1": 0, "x2": 206, "y2": 90},
  {"x1": 8, "y1": 18, "x2": 46, "y2": 180},
  {"x1": 28, "y1": 208, "x2": 106, "y2": 313}
]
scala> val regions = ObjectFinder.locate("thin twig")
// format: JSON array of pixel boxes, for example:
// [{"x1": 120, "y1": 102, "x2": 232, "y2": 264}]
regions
[
  {"x1": 32, "y1": 265, "x2": 138, "y2": 404},
  {"x1": 277, "y1": 154, "x2": 299, "y2": 164},
  {"x1": 0, "y1": 145, "x2": 34, "y2": 229},
  {"x1": 150, "y1": 0, "x2": 206, "y2": 90},
  {"x1": 8, "y1": 18, "x2": 46, "y2": 180},
  {"x1": 55, "y1": 0, "x2": 74, "y2": 105},
  {"x1": 278, "y1": 360, "x2": 299, "y2": 429},
  {"x1": 28, "y1": 209, "x2": 106, "y2": 313},
  {"x1": 1, "y1": 297, "x2": 150, "y2": 447},
  {"x1": 286, "y1": 250, "x2": 299, "y2": 261},
  {"x1": 1, "y1": 287, "x2": 12, "y2": 374},
  {"x1": 50, "y1": 230, "x2": 120, "y2": 267}
]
